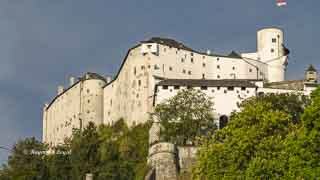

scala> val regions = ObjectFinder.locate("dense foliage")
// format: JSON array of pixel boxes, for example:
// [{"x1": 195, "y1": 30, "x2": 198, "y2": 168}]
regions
[
  {"x1": 193, "y1": 91, "x2": 320, "y2": 179},
  {"x1": 0, "y1": 120, "x2": 151, "y2": 180},
  {"x1": 153, "y1": 89, "x2": 216, "y2": 145}
]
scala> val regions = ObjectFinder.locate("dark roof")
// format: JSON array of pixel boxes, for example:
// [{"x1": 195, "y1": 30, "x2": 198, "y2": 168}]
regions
[
  {"x1": 157, "y1": 79, "x2": 257, "y2": 88},
  {"x1": 46, "y1": 72, "x2": 106, "y2": 110},
  {"x1": 227, "y1": 51, "x2": 242, "y2": 58},
  {"x1": 142, "y1": 37, "x2": 194, "y2": 52},
  {"x1": 142, "y1": 37, "x2": 243, "y2": 59},
  {"x1": 80, "y1": 72, "x2": 107, "y2": 82},
  {"x1": 307, "y1": 65, "x2": 317, "y2": 72}
]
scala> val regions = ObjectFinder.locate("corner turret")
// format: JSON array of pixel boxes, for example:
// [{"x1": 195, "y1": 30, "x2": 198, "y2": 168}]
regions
[
  {"x1": 257, "y1": 27, "x2": 289, "y2": 82},
  {"x1": 305, "y1": 65, "x2": 318, "y2": 84}
]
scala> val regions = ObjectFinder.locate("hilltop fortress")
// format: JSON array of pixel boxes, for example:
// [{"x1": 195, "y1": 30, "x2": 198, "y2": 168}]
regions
[{"x1": 42, "y1": 27, "x2": 318, "y2": 146}]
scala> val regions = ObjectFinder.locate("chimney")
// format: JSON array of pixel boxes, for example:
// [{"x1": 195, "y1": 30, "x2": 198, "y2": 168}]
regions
[
  {"x1": 106, "y1": 76, "x2": 112, "y2": 83},
  {"x1": 69, "y1": 76, "x2": 76, "y2": 86},
  {"x1": 57, "y1": 85, "x2": 64, "y2": 95}
]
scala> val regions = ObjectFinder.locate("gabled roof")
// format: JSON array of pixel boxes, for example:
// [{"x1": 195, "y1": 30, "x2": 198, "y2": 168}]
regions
[
  {"x1": 227, "y1": 51, "x2": 242, "y2": 59},
  {"x1": 306, "y1": 64, "x2": 317, "y2": 72},
  {"x1": 46, "y1": 72, "x2": 106, "y2": 110},
  {"x1": 142, "y1": 37, "x2": 194, "y2": 52},
  {"x1": 142, "y1": 37, "x2": 243, "y2": 59},
  {"x1": 157, "y1": 79, "x2": 257, "y2": 88}
]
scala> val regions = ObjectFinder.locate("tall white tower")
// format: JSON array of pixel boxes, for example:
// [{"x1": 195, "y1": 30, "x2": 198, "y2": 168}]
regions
[{"x1": 257, "y1": 27, "x2": 289, "y2": 82}]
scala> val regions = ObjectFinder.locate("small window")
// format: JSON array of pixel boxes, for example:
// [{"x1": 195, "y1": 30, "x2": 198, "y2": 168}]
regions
[
  {"x1": 271, "y1": 48, "x2": 274, "y2": 53},
  {"x1": 202, "y1": 74, "x2": 205, "y2": 79},
  {"x1": 217, "y1": 57, "x2": 220, "y2": 61},
  {"x1": 87, "y1": 100, "x2": 90, "y2": 103},
  {"x1": 191, "y1": 52, "x2": 194, "y2": 56},
  {"x1": 138, "y1": 80, "x2": 141, "y2": 86},
  {"x1": 191, "y1": 58, "x2": 194, "y2": 63},
  {"x1": 232, "y1": 66, "x2": 235, "y2": 70},
  {"x1": 211, "y1": 89, "x2": 215, "y2": 93},
  {"x1": 224, "y1": 90, "x2": 227, "y2": 94},
  {"x1": 202, "y1": 63, "x2": 206, "y2": 67},
  {"x1": 201, "y1": 86, "x2": 208, "y2": 90},
  {"x1": 217, "y1": 65, "x2": 220, "y2": 69},
  {"x1": 163, "y1": 85, "x2": 168, "y2": 89},
  {"x1": 87, "y1": 89, "x2": 90, "y2": 93},
  {"x1": 148, "y1": 65, "x2": 151, "y2": 69},
  {"x1": 182, "y1": 69, "x2": 186, "y2": 74},
  {"x1": 227, "y1": 87, "x2": 234, "y2": 91},
  {"x1": 217, "y1": 75, "x2": 220, "y2": 79},
  {"x1": 249, "y1": 68, "x2": 253, "y2": 72},
  {"x1": 219, "y1": 115, "x2": 229, "y2": 129},
  {"x1": 241, "y1": 87, "x2": 246, "y2": 91},
  {"x1": 147, "y1": 44, "x2": 152, "y2": 49},
  {"x1": 188, "y1": 71, "x2": 192, "y2": 75},
  {"x1": 164, "y1": 48, "x2": 166, "y2": 52},
  {"x1": 169, "y1": 67, "x2": 173, "y2": 71},
  {"x1": 217, "y1": 86, "x2": 221, "y2": 90},
  {"x1": 202, "y1": 56, "x2": 206, "y2": 59},
  {"x1": 181, "y1": 58, "x2": 185, "y2": 63},
  {"x1": 134, "y1": 67, "x2": 137, "y2": 75},
  {"x1": 272, "y1": 38, "x2": 277, "y2": 43},
  {"x1": 154, "y1": 65, "x2": 159, "y2": 70},
  {"x1": 141, "y1": 65, "x2": 145, "y2": 70},
  {"x1": 174, "y1": 86, "x2": 180, "y2": 90},
  {"x1": 187, "y1": 86, "x2": 192, "y2": 89}
]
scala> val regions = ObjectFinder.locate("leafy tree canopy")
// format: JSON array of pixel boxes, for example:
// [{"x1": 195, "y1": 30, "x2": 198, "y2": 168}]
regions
[
  {"x1": 153, "y1": 89, "x2": 216, "y2": 145},
  {"x1": 0, "y1": 119, "x2": 151, "y2": 180},
  {"x1": 193, "y1": 93, "x2": 313, "y2": 179}
]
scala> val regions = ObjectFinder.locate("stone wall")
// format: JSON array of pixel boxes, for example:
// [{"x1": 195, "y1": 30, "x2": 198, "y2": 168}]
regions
[{"x1": 146, "y1": 141, "x2": 198, "y2": 180}]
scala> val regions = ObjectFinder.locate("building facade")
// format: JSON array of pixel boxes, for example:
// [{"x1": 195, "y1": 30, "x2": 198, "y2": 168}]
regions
[{"x1": 43, "y1": 27, "x2": 318, "y2": 145}]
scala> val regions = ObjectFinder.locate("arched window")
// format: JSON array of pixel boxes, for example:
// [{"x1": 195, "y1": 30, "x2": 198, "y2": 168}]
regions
[{"x1": 219, "y1": 115, "x2": 229, "y2": 129}]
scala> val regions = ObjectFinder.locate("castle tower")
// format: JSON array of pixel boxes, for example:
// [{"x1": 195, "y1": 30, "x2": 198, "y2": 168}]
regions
[
  {"x1": 305, "y1": 65, "x2": 318, "y2": 83},
  {"x1": 257, "y1": 27, "x2": 289, "y2": 82},
  {"x1": 147, "y1": 142, "x2": 178, "y2": 180}
]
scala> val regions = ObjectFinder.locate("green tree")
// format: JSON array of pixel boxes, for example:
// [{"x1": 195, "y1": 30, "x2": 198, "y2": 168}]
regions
[
  {"x1": 69, "y1": 122, "x2": 101, "y2": 180},
  {"x1": 153, "y1": 89, "x2": 216, "y2": 145},
  {"x1": 46, "y1": 144, "x2": 71, "y2": 180},
  {"x1": 2, "y1": 137, "x2": 49, "y2": 180},
  {"x1": 280, "y1": 88, "x2": 320, "y2": 178},
  {"x1": 1, "y1": 120, "x2": 151, "y2": 180},
  {"x1": 193, "y1": 93, "x2": 309, "y2": 179}
]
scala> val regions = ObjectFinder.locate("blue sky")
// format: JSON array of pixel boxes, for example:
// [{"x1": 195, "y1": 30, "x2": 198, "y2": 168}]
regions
[{"x1": 0, "y1": 0, "x2": 319, "y2": 164}]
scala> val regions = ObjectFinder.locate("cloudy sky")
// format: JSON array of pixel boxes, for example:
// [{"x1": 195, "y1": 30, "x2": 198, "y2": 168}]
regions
[{"x1": 0, "y1": 0, "x2": 319, "y2": 163}]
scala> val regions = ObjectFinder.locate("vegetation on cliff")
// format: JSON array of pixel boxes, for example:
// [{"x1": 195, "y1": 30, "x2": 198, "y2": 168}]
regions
[
  {"x1": 193, "y1": 90, "x2": 320, "y2": 179},
  {"x1": 0, "y1": 119, "x2": 151, "y2": 180},
  {"x1": 153, "y1": 89, "x2": 216, "y2": 145}
]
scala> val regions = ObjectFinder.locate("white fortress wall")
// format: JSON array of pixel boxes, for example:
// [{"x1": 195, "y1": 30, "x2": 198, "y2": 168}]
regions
[
  {"x1": 81, "y1": 79, "x2": 105, "y2": 128},
  {"x1": 103, "y1": 46, "x2": 153, "y2": 126},
  {"x1": 155, "y1": 81, "x2": 257, "y2": 118},
  {"x1": 43, "y1": 74, "x2": 106, "y2": 145},
  {"x1": 44, "y1": 82, "x2": 82, "y2": 145}
]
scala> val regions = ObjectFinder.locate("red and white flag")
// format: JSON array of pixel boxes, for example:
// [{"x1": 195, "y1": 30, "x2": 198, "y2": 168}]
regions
[{"x1": 277, "y1": 0, "x2": 287, "y2": 7}]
